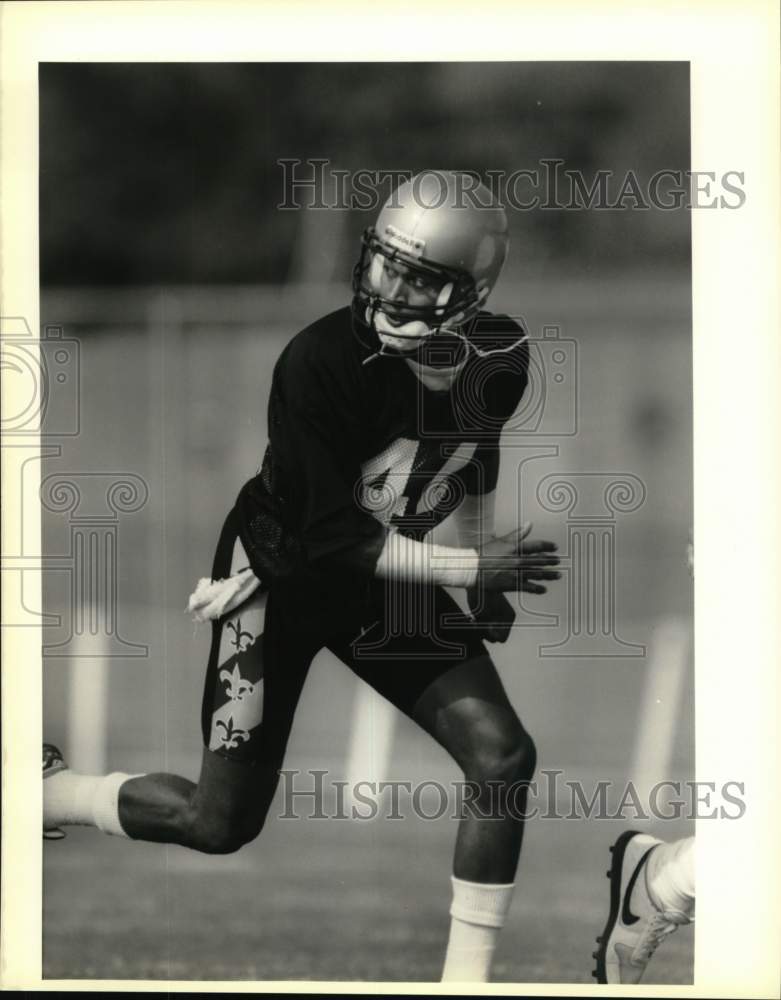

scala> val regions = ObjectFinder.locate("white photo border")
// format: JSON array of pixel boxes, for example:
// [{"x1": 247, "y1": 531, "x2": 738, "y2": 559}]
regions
[{"x1": 1, "y1": 1, "x2": 779, "y2": 994}]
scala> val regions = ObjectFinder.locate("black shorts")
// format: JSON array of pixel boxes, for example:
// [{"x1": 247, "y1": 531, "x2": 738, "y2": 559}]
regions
[{"x1": 201, "y1": 511, "x2": 488, "y2": 763}]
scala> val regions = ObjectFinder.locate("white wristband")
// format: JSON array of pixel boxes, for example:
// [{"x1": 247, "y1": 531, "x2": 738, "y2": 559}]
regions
[{"x1": 375, "y1": 531, "x2": 479, "y2": 588}]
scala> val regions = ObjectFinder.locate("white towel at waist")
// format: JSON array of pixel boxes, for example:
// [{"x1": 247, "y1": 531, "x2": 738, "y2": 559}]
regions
[{"x1": 187, "y1": 566, "x2": 262, "y2": 623}]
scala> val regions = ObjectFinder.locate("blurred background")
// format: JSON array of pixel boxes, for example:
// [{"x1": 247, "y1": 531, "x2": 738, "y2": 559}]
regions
[{"x1": 40, "y1": 63, "x2": 693, "y2": 983}]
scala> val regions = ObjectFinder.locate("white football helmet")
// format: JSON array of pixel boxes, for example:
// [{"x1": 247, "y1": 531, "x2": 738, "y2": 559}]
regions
[{"x1": 352, "y1": 171, "x2": 510, "y2": 369}]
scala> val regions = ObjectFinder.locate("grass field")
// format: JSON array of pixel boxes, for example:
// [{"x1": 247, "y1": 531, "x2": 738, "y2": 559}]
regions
[
  {"x1": 41, "y1": 277, "x2": 693, "y2": 984},
  {"x1": 44, "y1": 781, "x2": 694, "y2": 984}
]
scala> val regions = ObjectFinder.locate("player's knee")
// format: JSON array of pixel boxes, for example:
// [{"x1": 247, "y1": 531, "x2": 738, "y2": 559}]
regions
[
  {"x1": 467, "y1": 723, "x2": 536, "y2": 786},
  {"x1": 185, "y1": 808, "x2": 265, "y2": 855}
]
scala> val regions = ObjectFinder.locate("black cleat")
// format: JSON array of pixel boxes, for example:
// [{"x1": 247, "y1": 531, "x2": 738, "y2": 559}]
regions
[{"x1": 43, "y1": 743, "x2": 68, "y2": 840}]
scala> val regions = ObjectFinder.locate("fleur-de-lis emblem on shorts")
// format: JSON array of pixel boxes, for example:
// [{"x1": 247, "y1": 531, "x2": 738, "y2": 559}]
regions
[
  {"x1": 219, "y1": 663, "x2": 255, "y2": 702},
  {"x1": 227, "y1": 618, "x2": 254, "y2": 652},
  {"x1": 215, "y1": 716, "x2": 251, "y2": 750}
]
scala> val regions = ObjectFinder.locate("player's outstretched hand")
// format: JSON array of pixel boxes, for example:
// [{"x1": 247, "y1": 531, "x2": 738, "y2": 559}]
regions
[{"x1": 477, "y1": 522, "x2": 560, "y2": 594}]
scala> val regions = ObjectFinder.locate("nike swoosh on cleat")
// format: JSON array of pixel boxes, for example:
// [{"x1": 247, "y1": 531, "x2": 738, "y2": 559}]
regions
[{"x1": 621, "y1": 846, "x2": 656, "y2": 925}]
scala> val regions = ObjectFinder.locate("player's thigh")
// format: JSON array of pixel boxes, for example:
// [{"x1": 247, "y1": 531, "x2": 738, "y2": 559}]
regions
[
  {"x1": 191, "y1": 601, "x2": 315, "y2": 843},
  {"x1": 328, "y1": 583, "x2": 531, "y2": 777},
  {"x1": 325, "y1": 583, "x2": 488, "y2": 721},
  {"x1": 200, "y1": 512, "x2": 268, "y2": 759},
  {"x1": 411, "y1": 653, "x2": 534, "y2": 781},
  {"x1": 199, "y1": 512, "x2": 312, "y2": 783}
]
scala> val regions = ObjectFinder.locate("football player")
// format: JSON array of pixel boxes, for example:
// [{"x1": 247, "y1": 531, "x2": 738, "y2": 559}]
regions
[{"x1": 44, "y1": 170, "x2": 561, "y2": 983}]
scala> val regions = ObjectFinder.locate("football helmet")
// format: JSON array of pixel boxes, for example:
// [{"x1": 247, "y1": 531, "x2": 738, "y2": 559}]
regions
[{"x1": 352, "y1": 171, "x2": 510, "y2": 367}]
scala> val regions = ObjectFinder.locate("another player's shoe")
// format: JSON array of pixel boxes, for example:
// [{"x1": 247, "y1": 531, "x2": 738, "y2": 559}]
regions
[
  {"x1": 43, "y1": 743, "x2": 67, "y2": 840},
  {"x1": 593, "y1": 831, "x2": 689, "y2": 984}
]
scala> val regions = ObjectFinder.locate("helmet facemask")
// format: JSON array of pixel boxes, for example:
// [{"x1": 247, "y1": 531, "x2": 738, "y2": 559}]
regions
[
  {"x1": 351, "y1": 229, "x2": 488, "y2": 365},
  {"x1": 351, "y1": 171, "x2": 512, "y2": 370}
]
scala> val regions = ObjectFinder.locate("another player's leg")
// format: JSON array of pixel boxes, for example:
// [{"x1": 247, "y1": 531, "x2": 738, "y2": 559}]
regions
[{"x1": 594, "y1": 831, "x2": 695, "y2": 984}]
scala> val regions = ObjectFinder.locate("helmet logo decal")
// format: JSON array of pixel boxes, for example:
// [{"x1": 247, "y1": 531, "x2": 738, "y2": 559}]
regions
[{"x1": 384, "y1": 224, "x2": 425, "y2": 258}]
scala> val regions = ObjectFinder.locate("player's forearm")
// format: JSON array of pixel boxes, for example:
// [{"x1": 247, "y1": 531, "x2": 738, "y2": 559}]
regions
[
  {"x1": 360, "y1": 490, "x2": 500, "y2": 588},
  {"x1": 454, "y1": 489, "x2": 497, "y2": 549},
  {"x1": 374, "y1": 531, "x2": 479, "y2": 588}
]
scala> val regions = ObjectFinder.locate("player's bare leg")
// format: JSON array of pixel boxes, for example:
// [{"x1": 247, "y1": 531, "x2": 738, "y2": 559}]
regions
[
  {"x1": 411, "y1": 653, "x2": 536, "y2": 982},
  {"x1": 116, "y1": 748, "x2": 275, "y2": 852},
  {"x1": 43, "y1": 636, "x2": 303, "y2": 852},
  {"x1": 43, "y1": 615, "x2": 307, "y2": 852},
  {"x1": 413, "y1": 654, "x2": 534, "y2": 883}
]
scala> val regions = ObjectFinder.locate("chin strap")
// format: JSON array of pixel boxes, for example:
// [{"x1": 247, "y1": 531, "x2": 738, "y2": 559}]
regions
[{"x1": 405, "y1": 356, "x2": 467, "y2": 391}]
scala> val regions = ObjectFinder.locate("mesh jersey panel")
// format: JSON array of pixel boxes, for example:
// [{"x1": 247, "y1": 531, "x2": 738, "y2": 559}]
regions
[{"x1": 235, "y1": 444, "x2": 301, "y2": 586}]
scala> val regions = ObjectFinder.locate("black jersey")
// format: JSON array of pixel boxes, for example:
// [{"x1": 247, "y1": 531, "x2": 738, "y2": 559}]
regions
[{"x1": 234, "y1": 306, "x2": 528, "y2": 629}]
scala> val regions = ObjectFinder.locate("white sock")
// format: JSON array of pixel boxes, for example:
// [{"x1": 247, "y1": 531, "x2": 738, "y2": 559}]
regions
[
  {"x1": 644, "y1": 836, "x2": 695, "y2": 919},
  {"x1": 44, "y1": 771, "x2": 142, "y2": 838},
  {"x1": 441, "y1": 876, "x2": 515, "y2": 982}
]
